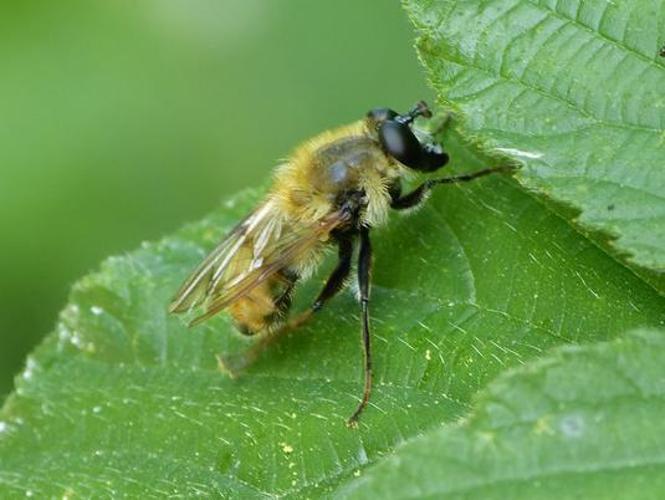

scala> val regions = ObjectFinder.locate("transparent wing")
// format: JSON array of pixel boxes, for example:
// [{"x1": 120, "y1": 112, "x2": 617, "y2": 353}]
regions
[
  {"x1": 169, "y1": 201, "x2": 274, "y2": 314},
  {"x1": 169, "y1": 200, "x2": 349, "y2": 325}
]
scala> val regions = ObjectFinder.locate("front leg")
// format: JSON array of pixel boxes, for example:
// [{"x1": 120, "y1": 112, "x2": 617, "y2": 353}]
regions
[{"x1": 391, "y1": 166, "x2": 513, "y2": 210}]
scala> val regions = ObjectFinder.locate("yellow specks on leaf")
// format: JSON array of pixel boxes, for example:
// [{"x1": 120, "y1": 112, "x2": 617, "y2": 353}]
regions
[
  {"x1": 281, "y1": 442, "x2": 294, "y2": 454},
  {"x1": 534, "y1": 416, "x2": 554, "y2": 436}
]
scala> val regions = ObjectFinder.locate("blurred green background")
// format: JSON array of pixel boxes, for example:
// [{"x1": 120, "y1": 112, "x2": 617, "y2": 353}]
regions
[{"x1": 0, "y1": 1, "x2": 429, "y2": 400}]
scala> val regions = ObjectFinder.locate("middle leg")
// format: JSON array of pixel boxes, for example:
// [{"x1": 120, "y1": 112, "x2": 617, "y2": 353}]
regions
[{"x1": 278, "y1": 233, "x2": 354, "y2": 330}]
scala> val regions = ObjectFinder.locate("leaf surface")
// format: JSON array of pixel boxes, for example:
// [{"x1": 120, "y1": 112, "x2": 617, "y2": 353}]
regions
[
  {"x1": 341, "y1": 328, "x2": 665, "y2": 500},
  {"x1": 405, "y1": 0, "x2": 665, "y2": 272},
  {"x1": 1, "y1": 136, "x2": 662, "y2": 497}
]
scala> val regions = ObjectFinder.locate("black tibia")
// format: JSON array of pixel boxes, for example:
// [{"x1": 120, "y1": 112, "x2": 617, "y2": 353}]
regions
[
  {"x1": 347, "y1": 226, "x2": 373, "y2": 426},
  {"x1": 390, "y1": 166, "x2": 512, "y2": 210},
  {"x1": 312, "y1": 235, "x2": 354, "y2": 312},
  {"x1": 389, "y1": 181, "x2": 425, "y2": 210}
]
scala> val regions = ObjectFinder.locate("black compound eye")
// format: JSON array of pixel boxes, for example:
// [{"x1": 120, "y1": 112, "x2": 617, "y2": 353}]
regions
[
  {"x1": 378, "y1": 121, "x2": 422, "y2": 166},
  {"x1": 379, "y1": 121, "x2": 449, "y2": 172},
  {"x1": 367, "y1": 107, "x2": 398, "y2": 124},
  {"x1": 418, "y1": 143, "x2": 449, "y2": 172}
]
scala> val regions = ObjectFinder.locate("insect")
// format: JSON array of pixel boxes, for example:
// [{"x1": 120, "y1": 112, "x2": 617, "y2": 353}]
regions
[{"x1": 169, "y1": 101, "x2": 510, "y2": 426}]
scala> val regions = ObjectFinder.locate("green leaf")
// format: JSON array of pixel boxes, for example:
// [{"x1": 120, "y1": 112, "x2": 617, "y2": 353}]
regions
[
  {"x1": 405, "y1": 0, "x2": 665, "y2": 272},
  {"x1": 1, "y1": 136, "x2": 663, "y2": 497},
  {"x1": 340, "y1": 328, "x2": 665, "y2": 499}
]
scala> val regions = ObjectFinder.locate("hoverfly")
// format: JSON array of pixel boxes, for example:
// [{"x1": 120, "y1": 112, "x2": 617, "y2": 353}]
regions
[{"x1": 169, "y1": 101, "x2": 510, "y2": 425}]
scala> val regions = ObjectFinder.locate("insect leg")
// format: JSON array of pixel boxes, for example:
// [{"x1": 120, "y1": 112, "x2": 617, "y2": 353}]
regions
[
  {"x1": 217, "y1": 238, "x2": 355, "y2": 377},
  {"x1": 312, "y1": 235, "x2": 354, "y2": 312},
  {"x1": 270, "y1": 232, "x2": 355, "y2": 332},
  {"x1": 347, "y1": 226, "x2": 372, "y2": 427},
  {"x1": 273, "y1": 270, "x2": 300, "y2": 316},
  {"x1": 390, "y1": 165, "x2": 513, "y2": 210}
]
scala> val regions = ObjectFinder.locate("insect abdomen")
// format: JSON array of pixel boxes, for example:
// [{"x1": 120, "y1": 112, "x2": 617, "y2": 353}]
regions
[{"x1": 229, "y1": 270, "x2": 297, "y2": 335}]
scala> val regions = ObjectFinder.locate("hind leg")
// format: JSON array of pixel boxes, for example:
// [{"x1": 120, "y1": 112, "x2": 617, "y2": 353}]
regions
[{"x1": 218, "y1": 236, "x2": 354, "y2": 376}]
